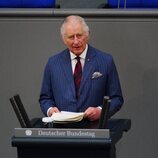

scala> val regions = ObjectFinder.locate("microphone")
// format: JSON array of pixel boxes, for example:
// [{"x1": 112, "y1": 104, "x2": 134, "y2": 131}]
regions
[{"x1": 98, "y1": 96, "x2": 111, "y2": 129}]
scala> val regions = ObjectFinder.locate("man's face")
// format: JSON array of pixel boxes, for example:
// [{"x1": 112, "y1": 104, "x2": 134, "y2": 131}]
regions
[{"x1": 62, "y1": 22, "x2": 89, "y2": 56}]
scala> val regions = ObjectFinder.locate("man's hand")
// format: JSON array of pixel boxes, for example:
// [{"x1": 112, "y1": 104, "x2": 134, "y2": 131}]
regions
[
  {"x1": 84, "y1": 107, "x2": 101, "y2": 121},
  {"x1": 48, "y1": 107, "x2": 60, "y2": 117}
]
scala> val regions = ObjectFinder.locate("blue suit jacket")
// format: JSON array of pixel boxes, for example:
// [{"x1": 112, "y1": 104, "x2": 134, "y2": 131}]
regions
[{"x1": 39, "y1": 45, "x2": 123, "y2": 117}]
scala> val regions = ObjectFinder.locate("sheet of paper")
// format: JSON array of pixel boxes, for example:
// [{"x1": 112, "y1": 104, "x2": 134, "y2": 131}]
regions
[{"x1": 42, "y1": 111, "x2": 84, "y2": 123}]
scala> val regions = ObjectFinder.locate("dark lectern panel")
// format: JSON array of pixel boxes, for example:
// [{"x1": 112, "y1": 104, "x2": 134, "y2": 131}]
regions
[{"x1": 18, "y1": 147, "x2": 115, "y2": 158}]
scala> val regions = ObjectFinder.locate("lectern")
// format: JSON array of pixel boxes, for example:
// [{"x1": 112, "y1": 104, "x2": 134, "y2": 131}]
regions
[{"x1": 11, "y1": 119, "x2": 131, "y2": 158}]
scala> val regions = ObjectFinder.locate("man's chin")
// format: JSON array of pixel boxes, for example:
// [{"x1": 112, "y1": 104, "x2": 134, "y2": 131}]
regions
[
  {"x1": 72, "y1": 49, "x2": 83, "y2": 55},
  {"x1": 73, "y1": 52, "x2": 82, "y2": 56}
]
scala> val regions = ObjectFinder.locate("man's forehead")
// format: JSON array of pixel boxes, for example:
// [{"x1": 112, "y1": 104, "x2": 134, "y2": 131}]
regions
[{"x1": 64, "y1": 24, "x2": 84, "y2": 34}]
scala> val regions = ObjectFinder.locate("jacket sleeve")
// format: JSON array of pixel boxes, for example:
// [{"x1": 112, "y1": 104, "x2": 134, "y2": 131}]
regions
[
  {"x1": 106, "y1": 56, "x2": 124, "y2": 117},
  {"x1": 39, "y1": 59, "x2": 55, "y2": 116}
]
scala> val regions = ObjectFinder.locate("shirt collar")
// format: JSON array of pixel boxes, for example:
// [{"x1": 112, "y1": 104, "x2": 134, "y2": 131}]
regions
[{"x1": 70, "y1": 44, "x2": 88, "y2": 60}]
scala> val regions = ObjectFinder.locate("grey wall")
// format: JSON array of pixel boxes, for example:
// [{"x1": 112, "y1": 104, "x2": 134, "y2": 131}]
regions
[{"x1": 0, "y1": 11, "x2": 158, "y2": 158}]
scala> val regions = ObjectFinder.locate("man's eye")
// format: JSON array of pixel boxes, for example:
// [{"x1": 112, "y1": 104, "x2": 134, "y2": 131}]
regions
[
  {"x1": 68, "y1": 36, "x2": 74, "y2": 40},
  {"x1": 67, "y1": 34, "x2": 83, "y2": 40},
  {"x1": 76, "y1": 34, "x2": 82, "y2": 38}
]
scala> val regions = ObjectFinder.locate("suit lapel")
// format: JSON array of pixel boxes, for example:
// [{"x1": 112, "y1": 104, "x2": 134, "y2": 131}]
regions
[
  {"x1": 60, "y1": 49, "x2": 76, "y2": 97},
  {"x1": 79, "y1": 46, "x2": 96, "y2": 93}
]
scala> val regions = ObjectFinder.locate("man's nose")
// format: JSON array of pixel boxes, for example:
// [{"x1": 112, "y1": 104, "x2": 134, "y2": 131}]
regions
[{"x1": 73, "y1": 35, "x2": 79, "y2": 44}]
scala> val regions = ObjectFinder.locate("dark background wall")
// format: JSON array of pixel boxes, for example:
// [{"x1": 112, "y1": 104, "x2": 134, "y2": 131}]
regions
[
  {"x1": 57, "y1": 0, "x2": 107, "y2": 8},
  {"x1": 0, "y1": 2, "x2": 158, "y2": 158}
]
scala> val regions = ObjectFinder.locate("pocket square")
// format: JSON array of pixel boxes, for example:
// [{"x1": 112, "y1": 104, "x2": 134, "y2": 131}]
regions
[{"x1": 92, "y1": 72, "x2": 103, "y2": 79}]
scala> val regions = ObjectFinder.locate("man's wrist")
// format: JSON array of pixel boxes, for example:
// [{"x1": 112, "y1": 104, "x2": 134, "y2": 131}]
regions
[{"x1": 47, "y1": 107, "x2": 53, "y2": 116}]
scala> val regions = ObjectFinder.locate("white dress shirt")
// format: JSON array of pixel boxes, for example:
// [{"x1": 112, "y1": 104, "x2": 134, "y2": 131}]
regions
[{"x1": 70, "y1": 44, "x2": 88, "y2": 74}]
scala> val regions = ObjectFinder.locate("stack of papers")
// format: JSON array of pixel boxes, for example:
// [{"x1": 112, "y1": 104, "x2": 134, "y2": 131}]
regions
[{"x1": 42, "y1": 111, "x2": 85, "y2": 123}]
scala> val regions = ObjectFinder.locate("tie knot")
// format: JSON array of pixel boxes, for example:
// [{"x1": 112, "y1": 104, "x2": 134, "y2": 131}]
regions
[{"x1": 75, "y1": 56, "x2": 80, "y2": 62}]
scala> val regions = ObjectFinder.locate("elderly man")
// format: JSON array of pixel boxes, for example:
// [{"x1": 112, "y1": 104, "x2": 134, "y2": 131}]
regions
[{"x1": 39, "y1": 15, "x2": 123, "y2": 121}]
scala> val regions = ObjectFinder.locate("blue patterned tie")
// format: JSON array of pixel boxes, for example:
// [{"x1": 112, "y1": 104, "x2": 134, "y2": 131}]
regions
[{"x1": 74, "y1": 56, "x2": 82, "y2": 98}]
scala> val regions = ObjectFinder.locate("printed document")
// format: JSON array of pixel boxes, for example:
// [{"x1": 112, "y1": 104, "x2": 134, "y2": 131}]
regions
[{"x1": 42, "y1": 111, "x2": 84, "y2": 123}]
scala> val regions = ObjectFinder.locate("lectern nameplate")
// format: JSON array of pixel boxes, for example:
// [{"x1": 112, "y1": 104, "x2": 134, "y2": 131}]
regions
[{"x1": 14, "y1": 128, "x2": 110, "y2": 139}]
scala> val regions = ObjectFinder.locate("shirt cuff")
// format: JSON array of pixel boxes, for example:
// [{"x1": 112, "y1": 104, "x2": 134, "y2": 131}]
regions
[
  {"x1": 97, "y1": 106, "x2": 102, "y2": 109},
  {"x1": 47, "y1": 107, "x2": 53, "y2": 116}
]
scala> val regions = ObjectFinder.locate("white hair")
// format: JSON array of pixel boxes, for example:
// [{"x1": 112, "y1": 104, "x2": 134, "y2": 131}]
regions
[{"x1": 60, "y1": 15, "x2": 90, "y2": 37}]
